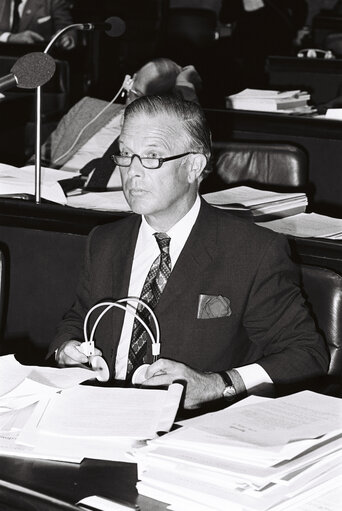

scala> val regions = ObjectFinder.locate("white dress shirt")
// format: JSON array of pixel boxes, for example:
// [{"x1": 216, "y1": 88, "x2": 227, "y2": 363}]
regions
[{"x1": 114, "y1": 195, "x2": 273, "y2": 394}]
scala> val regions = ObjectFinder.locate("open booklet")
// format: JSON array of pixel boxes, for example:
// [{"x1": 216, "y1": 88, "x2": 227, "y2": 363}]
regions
[
  {"x1": 0, "y1": 164, "x2": 70, "y2": 204},
  {"x1": 256, "y1": 212, "x2": 342, "y2": 239},
  {"x1": 202, "y1": 186, "x2": 308, "y2": 220}
]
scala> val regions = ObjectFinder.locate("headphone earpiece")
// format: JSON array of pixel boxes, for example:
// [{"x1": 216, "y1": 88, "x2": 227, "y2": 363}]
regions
[{"x1": 123, "y1": 74, "x2": 134, "y2": 92}]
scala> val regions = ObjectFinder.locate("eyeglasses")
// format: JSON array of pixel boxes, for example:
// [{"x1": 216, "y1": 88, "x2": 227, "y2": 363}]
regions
[
  {"x1": 110, "y1": 152, "x2": 197, "y2": 170},
  {"x1": 129, "y1": 87, "x2": 143, "y2": 99}
]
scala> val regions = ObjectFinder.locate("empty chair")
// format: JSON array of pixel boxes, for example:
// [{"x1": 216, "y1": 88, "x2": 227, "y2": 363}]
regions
[
  {"x1": 0, "y1": 246, "x2": 7, "y2": 349},
  {"x1": 203, "y1": 140, "x2": 308, "y2": 193},
  {"x1": 301, "y1": 264, "x2": 342, "y2": 378}
]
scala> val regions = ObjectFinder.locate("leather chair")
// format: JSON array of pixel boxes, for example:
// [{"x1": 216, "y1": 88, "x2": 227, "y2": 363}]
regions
[
  {"x1": 301, "y1": 264, "x2": 342, "y2": 377},
  {"x1": 201, "y1": 141, "x2": 309, "y2": 194},
  {"x1": 0, "y1": 245, "x2": 7, "y2": 346}
]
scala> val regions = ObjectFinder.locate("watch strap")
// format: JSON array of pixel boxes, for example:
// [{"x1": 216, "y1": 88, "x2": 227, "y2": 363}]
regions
[{"x1": 218, "y1": 370, "x2": 233, "y2": 388}]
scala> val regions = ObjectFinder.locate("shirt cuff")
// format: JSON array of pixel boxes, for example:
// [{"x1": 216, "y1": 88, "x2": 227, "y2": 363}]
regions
[
  {"x1": 235, "y1": 363, "x2": 274, "y2": 397},
  {"x1": 0, "y1": 33, "x2": 11, "y2": 42}
]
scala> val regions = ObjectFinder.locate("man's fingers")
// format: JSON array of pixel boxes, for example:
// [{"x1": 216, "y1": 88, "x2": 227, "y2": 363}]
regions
[
  {"x1": 141, "y1": 373, "x2": 171, "y2": 387},
  {"x1": 58, "y1": 341, "x2": 88, "y2": 365}
]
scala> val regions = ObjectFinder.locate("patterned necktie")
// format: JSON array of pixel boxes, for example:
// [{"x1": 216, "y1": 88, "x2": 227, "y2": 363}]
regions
[
  {"x1": 12, "y1": 0, "x2": 21, "y2": 33},
  {"x1": 126, "y1": 232, "x2": 171, "y2": 381}
]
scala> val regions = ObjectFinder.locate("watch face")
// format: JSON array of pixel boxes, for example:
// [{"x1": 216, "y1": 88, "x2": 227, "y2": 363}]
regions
[{"x1": 223, "y1": 385, "x2": 237, "y2": 401}]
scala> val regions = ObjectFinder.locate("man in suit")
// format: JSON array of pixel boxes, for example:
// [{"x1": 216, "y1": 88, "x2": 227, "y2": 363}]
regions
[
  {"x1": 49, "y1": 95, "x2": 329, "y2": 410},
  {"x1": 0, "y1": 0, "x2": 76, "y2": 49}
]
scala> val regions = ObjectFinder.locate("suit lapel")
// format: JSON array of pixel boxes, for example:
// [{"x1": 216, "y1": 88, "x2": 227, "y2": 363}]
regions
[
  {"x1": 0, "y1": 0, "x2": 11, "y2": 32},
  {"x1": 20, "y1": 0, "x2": 43, "y2": 31},
  {"x1": 156, "y1": 200, "x2": 218, "y2": 314}
]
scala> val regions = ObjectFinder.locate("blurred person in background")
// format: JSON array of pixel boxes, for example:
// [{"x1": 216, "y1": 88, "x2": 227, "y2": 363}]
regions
[
  {"x1": 221, "y1": 0, "x2": 308, "y2": 87},
  {"x1": 0, "y1": 0, "x2": 76, "y2": 49}
]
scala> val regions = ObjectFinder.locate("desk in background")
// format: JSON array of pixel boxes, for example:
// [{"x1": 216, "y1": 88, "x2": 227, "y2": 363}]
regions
[
  {"x1": 0, "y1": 198, "x2": 341, "y2": 359},
  {"x1": 267, "y1": 56, "x2": 342, "y2": 105},
  {"x1": 0, "y1": 455, "x2": 166, "y2": 511},
  {"x1": 205, "y1": 108, "x2": 342, "y2": 218}
]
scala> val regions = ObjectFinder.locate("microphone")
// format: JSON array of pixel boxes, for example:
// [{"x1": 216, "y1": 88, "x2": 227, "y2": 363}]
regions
[
  {"x1": 0, "y1": 52, "x2": 56, "y2": 92},
  {"x1": 80, "y1": 16, "x2": 126, "y2": 37}
]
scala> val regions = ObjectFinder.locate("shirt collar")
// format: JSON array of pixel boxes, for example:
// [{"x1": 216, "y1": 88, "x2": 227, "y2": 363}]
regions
[{"x1": 140, "y1": 195, "x2": 201, "y2": 254}]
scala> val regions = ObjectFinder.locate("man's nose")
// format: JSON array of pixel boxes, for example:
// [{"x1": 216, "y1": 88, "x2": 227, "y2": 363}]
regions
[{"x1": 127, "y1": 155, "x2": 144, "y2": 175}]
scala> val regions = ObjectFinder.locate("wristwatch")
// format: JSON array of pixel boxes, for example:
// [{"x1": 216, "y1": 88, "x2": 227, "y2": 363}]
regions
[{"x1": 218, "y1": 371, "x2": 237, "y2": 402}]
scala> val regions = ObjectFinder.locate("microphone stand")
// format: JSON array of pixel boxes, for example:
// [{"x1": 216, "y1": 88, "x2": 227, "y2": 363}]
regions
[{"x1": 35, "y1": 24, "x2": 84, "y2": 204}]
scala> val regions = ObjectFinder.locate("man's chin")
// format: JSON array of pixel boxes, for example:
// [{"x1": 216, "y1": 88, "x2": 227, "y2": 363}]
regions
[{"x1": 125, "y1": 195, "x2": 153, "y2": 215}]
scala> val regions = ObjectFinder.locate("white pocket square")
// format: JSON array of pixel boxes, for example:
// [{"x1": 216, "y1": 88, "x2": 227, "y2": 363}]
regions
[
  {"x1": 197, "y1": 294, "x2": 232, "y2": 319},
  {"x1": 37, "y1": 16, "x2": 51, "y2": 24}
]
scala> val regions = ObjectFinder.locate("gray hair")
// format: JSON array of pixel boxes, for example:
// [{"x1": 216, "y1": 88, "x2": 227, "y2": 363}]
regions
[{"x1": 123, "y1": 95, "x2": 212, "y2": 175}]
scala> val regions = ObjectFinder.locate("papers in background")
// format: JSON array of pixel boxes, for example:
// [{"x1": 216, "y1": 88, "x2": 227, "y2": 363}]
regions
[
  {"x1": 67, "y1": 190, "x2": 131, "y2": 212},
  {"x1": 324, "y1": 108, "x2": 342, "y2": 121},
  {"x1": 0, "y1": 164, "x2": 70, "y2": 204},
  {"x1": 225, "y1": 89, "x2": 315, "y2": 114},
  {"x1": 202, "y1": 186, "x2": 307, "y2": 220},
  {"x1": 135, "y1": 391, "x2": 342, "y2": 511},
  {"x1": 257, "y1": 212, "x2": 342, "y2": 239}
]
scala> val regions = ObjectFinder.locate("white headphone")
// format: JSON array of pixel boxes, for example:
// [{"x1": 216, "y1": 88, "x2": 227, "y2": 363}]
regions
[{"x1": 78, "y1": 297, "x2": 160, "y2": 384}]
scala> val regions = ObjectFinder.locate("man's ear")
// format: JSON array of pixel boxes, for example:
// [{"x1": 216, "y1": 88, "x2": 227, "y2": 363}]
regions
[{"x1": 187, "y1": 154, "x2": 207, "y2": 183}]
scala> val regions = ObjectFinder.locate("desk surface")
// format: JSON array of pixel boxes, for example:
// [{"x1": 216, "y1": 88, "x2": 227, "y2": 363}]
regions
[
  {"x1": 0, "y1": 455, "x2": 166, "y2": 511},
  {"x1": 0, "y1": 197, "x2": 128, "y2": 235},
  {"x1": 205, "y1": 107, "x2": 342, "y2": 141}
]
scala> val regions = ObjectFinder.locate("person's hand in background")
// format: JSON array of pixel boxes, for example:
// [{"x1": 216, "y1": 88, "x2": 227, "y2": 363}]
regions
[
  {"x1": 57, "y1": 33, "x2": 76, "y2": 50},
  {"x1": 8, "y1": 30, "x2": 44, "y2": 44}
]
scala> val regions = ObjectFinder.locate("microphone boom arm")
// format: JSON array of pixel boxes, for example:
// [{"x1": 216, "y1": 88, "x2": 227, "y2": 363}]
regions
[{"x1": 35, "y1": 24, "x2": 85, "y2": 204}]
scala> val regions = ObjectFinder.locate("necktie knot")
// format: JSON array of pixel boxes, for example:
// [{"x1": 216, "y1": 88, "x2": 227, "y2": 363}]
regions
[{"x1": 154, "y1": 232, "x2": 171, "y2": 255}]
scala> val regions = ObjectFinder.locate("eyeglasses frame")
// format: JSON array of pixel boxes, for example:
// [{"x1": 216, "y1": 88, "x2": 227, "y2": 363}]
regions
[{"x1": 110, "y1": 151, "x2": 199, "y2": 170}]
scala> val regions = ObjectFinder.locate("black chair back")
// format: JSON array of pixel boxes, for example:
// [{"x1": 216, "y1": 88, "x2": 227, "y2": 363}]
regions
[
  {"x1": 301, "y1": 264, "x2": 342, "y2": 376},
  {"x1": 202, "y1": 141, "x2": 308, "y2": 194}
]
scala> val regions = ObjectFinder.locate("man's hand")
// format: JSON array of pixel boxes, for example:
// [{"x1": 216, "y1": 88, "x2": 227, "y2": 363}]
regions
[
  {"x1": 8, "y1": 31, "x2": 44, "y2": 44},
  {"x1": 177, "y1": 65, "x2": 202, "y2": 90},
  {"x1": 142, "y1": 359, "x2": 225, "y2": 409},
  {"x1": 56, "y1": 340, "x2": 102, "y2": 367},
  {"x1": 57, "y1": 34, "x2": 76, "y2": 50}
]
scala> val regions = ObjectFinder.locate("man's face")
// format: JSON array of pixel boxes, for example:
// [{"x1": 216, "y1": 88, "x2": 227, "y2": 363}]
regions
[{"x1": 119, "y1": 112, "x2": 199, "y2": 230}]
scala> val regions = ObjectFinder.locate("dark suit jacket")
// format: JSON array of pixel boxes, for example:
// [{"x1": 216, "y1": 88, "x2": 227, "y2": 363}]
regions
[
  {"x1": 50, "y1": 200, "x2": 329, "y2": 387},
  {"x1": 0, "y1": 0, "x2": 74, "y2": 40}
]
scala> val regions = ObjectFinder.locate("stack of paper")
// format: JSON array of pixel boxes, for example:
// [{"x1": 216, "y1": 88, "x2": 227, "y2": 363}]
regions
[
  {"x1": 135, "y1": 391, "x2": 342, "y2": 511},
  {"x1": 256, "y1": 212, "x2": 342, "y2": 239},
  {"x1": 225, "y1": 89, "x2": 315, "y2": 114},
  {"x1": 0, "y1": 355, "x2": 182, "y2": 463},
  {"x1": 202, "y1": 186, "x2": 308, "y2": 220}
]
